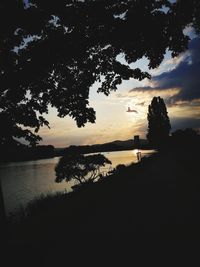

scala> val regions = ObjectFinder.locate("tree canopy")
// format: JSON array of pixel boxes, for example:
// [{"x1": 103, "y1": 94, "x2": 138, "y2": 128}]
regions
[
  {"x1": 55, "y1": 153, "x2": 112, "y2": 185},
  {"x1": 0, "y1": 0, "x2": 199, "y2": 145},
  {"x1": 147, "y1": 96, "x2": 171, "y2": 147}
]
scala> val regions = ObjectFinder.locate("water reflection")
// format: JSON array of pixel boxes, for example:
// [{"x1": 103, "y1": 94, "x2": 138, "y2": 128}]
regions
[{"x1": 0, "y1": 149, "x2": 155, "y2": 215}]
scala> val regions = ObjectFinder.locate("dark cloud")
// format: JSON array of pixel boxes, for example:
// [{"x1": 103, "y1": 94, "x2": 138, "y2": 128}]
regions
[{"x1": 130, "y1": 38, "x2": 200, "y2": 103}]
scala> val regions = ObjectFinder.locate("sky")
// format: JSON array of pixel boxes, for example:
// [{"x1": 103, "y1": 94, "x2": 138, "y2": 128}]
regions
[{"x1": 38, "y1": 34, "x2": 200, "y2": 148}]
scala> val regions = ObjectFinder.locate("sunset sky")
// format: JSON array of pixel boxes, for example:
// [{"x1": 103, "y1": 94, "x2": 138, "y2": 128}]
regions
[{"x1": 39, "y1": 34, "x2": 200, "y2": 148}]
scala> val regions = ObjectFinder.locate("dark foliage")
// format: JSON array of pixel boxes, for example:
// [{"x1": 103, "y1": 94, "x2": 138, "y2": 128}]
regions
[
  {"x1": 0, "y1": 0, "x2": 199, "y2": 145},
  {"x1": 0, "y1": 144, "x2": 55, "y2": 162},
  {"x1": 55, "y1": 153, "x2": 111, "y2": 185},
  {"x1": 147, "y1": 96, "x2": 171, "y2": 147},
  {"x1": 171, "y1": 128, "x2": 200, "y2": 148}
]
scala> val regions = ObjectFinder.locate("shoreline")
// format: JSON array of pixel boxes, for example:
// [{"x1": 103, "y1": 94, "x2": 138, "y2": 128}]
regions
[{"x1": 0, "y1": 146, "x2": 152, "y2": 164}]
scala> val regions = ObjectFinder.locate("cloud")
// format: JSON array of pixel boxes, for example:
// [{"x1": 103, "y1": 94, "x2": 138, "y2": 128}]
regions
[
  {"x1": 135, "y1": 101, "x2": 146, "y2": 106},
  {"x1": 130, "y1": 86, "x2": 152, "y2": 92},
  {"x1": 130, "y1": 38, "x2": 200, "y2": 104},
  {"x1": 150, "y1": 51, "x2": 190, "y2": 76}
]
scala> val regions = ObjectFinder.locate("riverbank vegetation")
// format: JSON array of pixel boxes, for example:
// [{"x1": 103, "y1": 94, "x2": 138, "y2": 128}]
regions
[
  {"x1": 7, "y1": 129, "x2": 200, "y2": 236},
  {"x1": 1, "y1": 128, "x2": 199, "y2": 264}
]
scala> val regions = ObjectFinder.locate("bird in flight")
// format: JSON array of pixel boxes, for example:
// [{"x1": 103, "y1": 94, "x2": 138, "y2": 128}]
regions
[{"x1": 126, "y1": 107, "x2": 138, "y2": 113}]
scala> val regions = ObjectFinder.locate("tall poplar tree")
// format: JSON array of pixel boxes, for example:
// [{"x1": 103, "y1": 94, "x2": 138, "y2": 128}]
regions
[{"x1": 147, "y1": 97, "x2": 171, "y2": 147}]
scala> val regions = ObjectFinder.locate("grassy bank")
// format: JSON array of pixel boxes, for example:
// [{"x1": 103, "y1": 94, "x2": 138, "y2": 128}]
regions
[
  {"x1": 7, "y1": 146, "x2": 200, "y2": 237},
  {"x1": 3, "y1": 144, "x2": 200, "y2": 264}
]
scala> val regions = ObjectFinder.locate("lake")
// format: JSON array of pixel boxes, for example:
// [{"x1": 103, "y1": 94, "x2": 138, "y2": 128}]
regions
[{"x1": 0, "y1": 149, "x2": 155, "y2": 215}]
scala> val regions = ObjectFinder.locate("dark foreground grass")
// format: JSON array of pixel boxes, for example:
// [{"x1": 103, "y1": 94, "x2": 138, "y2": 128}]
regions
[{"x1": 2, "y1": 145, "x2": 200, "y2": 265}]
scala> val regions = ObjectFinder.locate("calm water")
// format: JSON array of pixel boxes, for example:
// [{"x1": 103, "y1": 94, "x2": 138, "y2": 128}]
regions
[{"x1": 0, "y1": 149, "x2": 155, "y2": 215}]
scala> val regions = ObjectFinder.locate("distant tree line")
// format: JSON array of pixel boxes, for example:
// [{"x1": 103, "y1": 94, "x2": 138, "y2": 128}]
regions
[
  {"x1": 58, "y1": 140, "x2": 152, "y2": 157},
  {"x1": 64, "y1": 143, "x2": 134, "y2": 155},
  {"x1": 170, "y1": 128, "x2": 200, "y2": 149},
  {"x1": 0, "y1": 144, "x2": 55, "y2": 162}
]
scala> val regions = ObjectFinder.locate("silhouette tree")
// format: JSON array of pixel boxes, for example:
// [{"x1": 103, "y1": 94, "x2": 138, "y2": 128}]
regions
[
  {"x1": 147, "y1": 96, "x2": 171, "y2": 147},
  {"x1": 171, "y1": 128, "x2": 200, "y2": 148},
  {"x1": 0, "y1": 0, "x2": 199, "y2": 145},
  {"x1": 55, "y1": 153, "x2": 112, "y2": 186}
]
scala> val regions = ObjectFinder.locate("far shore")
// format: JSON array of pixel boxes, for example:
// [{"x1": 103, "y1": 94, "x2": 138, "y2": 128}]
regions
[{"x1": 0, "y1": 139, "x2": 152, "y2": 163}]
